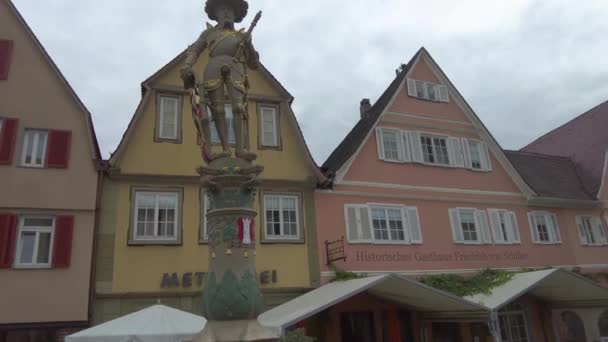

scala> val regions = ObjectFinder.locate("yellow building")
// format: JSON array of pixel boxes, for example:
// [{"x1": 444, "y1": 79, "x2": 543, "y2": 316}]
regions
[{"x1": 93, "y1": 50, "x2": 325, "y2": 323}]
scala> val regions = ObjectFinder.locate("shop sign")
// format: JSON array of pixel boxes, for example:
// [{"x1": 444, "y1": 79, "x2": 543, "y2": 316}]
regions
[
  {"x1": 353, "y1": 250, "x2": 529, "y2": 263},
  {"x1": 160, "y1": 270, "x2": 277, "y2": 288}
]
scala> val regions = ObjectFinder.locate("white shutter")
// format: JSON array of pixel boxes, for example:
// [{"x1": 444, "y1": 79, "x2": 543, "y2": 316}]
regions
[
  {"x1": 375, "y1": 128, "x2": 385, "y2": 160},
  {"x1": 507, "y1": 212, "x2": 520, "y2": 243},
  {"x1": 438, "y1": 85, "x2": 449, "y2": 102},
  {"x1": 592, "y1": 217, "x2": 607, "y2": 245},
  {"x1": 406, "y1": 207, "x2": 422, "y2": 244},
  {"x1": 475, "y1": 210, "x2": 492, "y2": 244},
  {"x1": 407, "y1": 78, "x2": 417, "y2": 97},
  {"x1": 461, "y1": 138, "x2": 472, "y2": 169},
  {"x1": 359, "y1": 206, "x2": 372, "y2": 241},
  {"x1": 345, "y1": 205, "x2": 360, "y2": 242},
  {"x1": 402, "y1": 132, "x2": 412, "y2": 162},
  {"x1": 488, "y1": 209, "x2": 504, "y2": 244},
  {"x1": 396, "y1": 130, "x2": 406, "y2": 162},
  {"x1": 549, "y1": 214, "x2": 561, "y2": 243},
  {"x1": 576, "y1": 216, "x2": 589, "y2": 245},
  {"x1": 409, "y1": 131, "x2": 424, "y2": 163},
  {"x1": 449, "y1": 209, "x2": 464, "y2": 243},
  {"x1": 448, "y1": 137, "x2": 465, "y2": 168},
  {"x1": 481, "y1": 142, "x2": 492, "y2": 171},
  {"x1": 528, "y1": 212, "x2": 540, "y2": 243}
]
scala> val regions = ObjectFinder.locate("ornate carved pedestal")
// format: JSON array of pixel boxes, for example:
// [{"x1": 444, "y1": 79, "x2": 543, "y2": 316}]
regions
[{"x1": 193, "y1": 157, "x2": 278, "y2": 342}]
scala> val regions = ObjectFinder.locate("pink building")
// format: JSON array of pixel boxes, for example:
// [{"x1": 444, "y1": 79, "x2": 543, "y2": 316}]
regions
[{"x1": 267, "y1": 48, "x2": 608, "y2": 341}]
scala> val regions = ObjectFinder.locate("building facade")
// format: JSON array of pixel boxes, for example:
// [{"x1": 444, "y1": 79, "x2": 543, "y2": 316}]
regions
[
  {"x1": 310, "y1": 48, "x2": 608, "y2": 341},
  {"x1": 92, "y1": 45, "x2": 325, "y2": 323},
  {"x1": 0, "y1": 0, "x2": 101, "y2": 341}
]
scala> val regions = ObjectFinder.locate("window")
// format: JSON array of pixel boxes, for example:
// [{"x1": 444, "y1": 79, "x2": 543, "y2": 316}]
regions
[
  {"x1": 498, "y1": 303, "x2": 530, "y2": 342},
  {"x1": 462, "y1": 139, "x2": 491, "y2": 171},
  {"x1": 0, "y1": 40, "x2": 14, "y2": 80},
  {"x1": 345, "y1": 204, "x2": 422, "y2": 244},
  {"x1": 263, "y1": 194, "x2": 301, "y2": 241},
  {"x1": 576, "y1": 216, "x2": 608, "y2": 246},
  {"x1": 133, "y1": 191, "x2": 180, "y2": 243},
  {"x1": 420, "y1": 134, "x2": 449, "y2": 165},
  {"x1": 407, "y1": 78, "x2": 449, "y2": 102},
  {"x1": 260, "y1": 105, "x2": 279, "y2": 147},
  {"x1": 158, "y1": 95, "x2": 180, "y2": 140},
  {"x1": 15, "y1": 217, "x2": 54, "y2": 268},
  {"x1": 21, "y1": 129, "x2": 48, "y2": 167},
  {"x1": 528, "y1": 212, "x2": 561, "y2": 244},
  {"x1": 376, "y1": 128, "x2": 409, "y2": 162},
  {"x1": 449, "y1": 208, "x2": 492, "y2": 244},
  {"x1": 210, "y1": 104, "x2": 236, "y2": 144},
  {"x1": 488, "y1": 209, "x2": 520, "y2": 244}
]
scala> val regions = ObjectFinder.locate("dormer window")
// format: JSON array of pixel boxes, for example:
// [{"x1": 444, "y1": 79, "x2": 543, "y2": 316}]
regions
[{"x1": 407, "y1": 78, "x2": 449, "y2": 103}]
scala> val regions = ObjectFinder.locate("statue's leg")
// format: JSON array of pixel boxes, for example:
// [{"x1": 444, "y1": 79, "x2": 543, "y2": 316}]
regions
[
  {"x1": 207, "y1": 87, "x2": 231, "y2": 155},
  {"x1": 228, "y1": 83, "x2": 256, "y2": 161}
]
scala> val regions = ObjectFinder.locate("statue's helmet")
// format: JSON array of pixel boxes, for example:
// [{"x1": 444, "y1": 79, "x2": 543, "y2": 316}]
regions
[{"x1": 205, "y1": 0, "x2": 249, "y2": 23}]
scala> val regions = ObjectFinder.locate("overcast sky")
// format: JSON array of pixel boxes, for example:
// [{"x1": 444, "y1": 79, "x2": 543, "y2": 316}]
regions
[{"x1": 12, "y1": 0, "x2": 608, "y2": 164}]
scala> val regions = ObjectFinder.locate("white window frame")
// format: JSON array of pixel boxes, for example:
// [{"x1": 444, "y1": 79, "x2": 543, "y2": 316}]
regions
[
  {"x1": 345, "y1": 203, "x2": 422, "y2": 245},
  {"x1": 528, "y1": 211, "x2": 561, "y2": 245},
  {"x1": 407, "y1": 78, "x2": 449, "y2": 103},
  {"x1": 263, "y1": 194, "x2": 301, "y2": 241},
  {"x1": 369, "y1": 205, "x2": 409, "y2": 244},
  {"x1": 210, "y1": 104, "x2": 236, "y2": 144},
  {"x1": 260, "y1": 105, "x2": 279, "y2": 147},
  {"x1": 158, "y1": 95, "x2": 180, "y2": 140},
  {"x1": 420, "y1": 133, "x2": 450, "y2": 166},
  {"x1": 376, "y1": 127, "x2": 409, "y2": 163},
  {"x1": 576, "y1": 215, "x2": 608, "y2": 246},
  {"x1": 133, "y1": 191, "x2": 179, "y2": 242},
  {"x1": 462, "y1": 138, "x2": 492, "y2": 172},
  {"x1": 488, "y1": 209, "x2": 521, "y2": 244},
  {"x1": 21, "y1": 129, "x2": 48, "y2": 168},
  {"x1": 449, "y1": 208, "x2": 492, "y2": 245},
  {"x1": 498, "y1": 304, "x2": 531, "y2": 342},
  {"x1": 14, "y1": 216, "x2": 55, "y2": 269}
]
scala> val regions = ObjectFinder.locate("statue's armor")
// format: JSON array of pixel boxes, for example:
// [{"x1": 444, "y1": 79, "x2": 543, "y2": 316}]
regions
[{"x1": 202, "y1": 28, "x2": 247, "y2": 94}]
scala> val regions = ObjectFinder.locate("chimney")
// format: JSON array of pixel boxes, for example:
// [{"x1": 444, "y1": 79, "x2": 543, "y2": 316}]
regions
[{"x1": 360, "y1": 98, "x2": 371, "y2": 119}]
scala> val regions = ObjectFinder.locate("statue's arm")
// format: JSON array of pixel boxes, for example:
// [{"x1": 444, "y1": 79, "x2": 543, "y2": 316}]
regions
[{"x1": 180, "y1": 29, "x2": 210, "y2": 88}]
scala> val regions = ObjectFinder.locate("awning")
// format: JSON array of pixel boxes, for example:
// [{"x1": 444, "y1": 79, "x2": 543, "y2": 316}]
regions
[
  {"x1": 258, "y1": 274, "x2": 489, "y2": 331},
  {"x1": 465, "y1": 268, "x2": 608, "y2": 311},
  {"x1": 66, "y1": 304, "x2": 206, "y2": 342}
]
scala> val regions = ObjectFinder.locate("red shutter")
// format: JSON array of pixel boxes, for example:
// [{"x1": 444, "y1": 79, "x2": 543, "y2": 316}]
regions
[
  {"x1": 52, "y1": 215, "x2": 74, "y2": 268},
  {"x1": 0, "y1": 40, "x2": 14, "y2": 80},
  {"x1": 0, "y1": 214, "x2": 18, "y2": 268},
  {"x1": 0, "y1": 118, "x2": 18, "y2": 165},
  {"x1": 46, "y1": 130, "x2": 71, "y2": 168}
]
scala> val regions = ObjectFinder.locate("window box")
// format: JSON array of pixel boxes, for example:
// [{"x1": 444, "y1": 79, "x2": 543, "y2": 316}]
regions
[
  {"x1": 527, "y1": 211, "x2": 561, "y2": 244},
  {"x1": 344, "y1": 204, "x2": 422, "y2": 244},
  {"x1": 261, "y1": 192, "x2": 303, "y2": 243},
  {"x1": 129, "y1": 188, "x2": 183, "y2": 245}
]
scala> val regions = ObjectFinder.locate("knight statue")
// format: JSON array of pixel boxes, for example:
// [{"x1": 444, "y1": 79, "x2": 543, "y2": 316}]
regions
[{"x1": 181, "y1": 0, "x2": 260, "y2": 162}]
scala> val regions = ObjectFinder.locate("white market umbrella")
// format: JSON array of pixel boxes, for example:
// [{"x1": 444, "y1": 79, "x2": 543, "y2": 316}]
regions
[{"x1": 66, "y1": 304, "x2": 206, "y2": 342}]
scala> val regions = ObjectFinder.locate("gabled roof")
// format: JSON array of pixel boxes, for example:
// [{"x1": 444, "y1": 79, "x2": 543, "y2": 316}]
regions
[
  {"x1": 109, "y1": 46, "x2": 325, "y2": 182},
  {"x1": 321, "y1": 47, "x2": 535, "y2": 197},
  {"x1": 5, "y1": 0, "x2": 101, "y2": 162},
  {"x1": 522, "y1": 99, "x2": 608, "y2": 196},
  {"x1": 321, "y1": 51, "x2": 419, "y2": 175},
  {"x1": 505, "y1": 151, "x2": 593, "y2": 200}
]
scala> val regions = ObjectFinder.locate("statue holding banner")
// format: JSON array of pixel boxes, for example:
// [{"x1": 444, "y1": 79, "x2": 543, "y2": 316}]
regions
[{"x1": 181, "y1": 0, "x2": 261, "y2": 162}]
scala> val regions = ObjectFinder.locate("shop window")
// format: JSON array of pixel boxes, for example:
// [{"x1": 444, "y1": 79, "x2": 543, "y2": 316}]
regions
[
  {"x1": 599, "y1": 310, "x2": 608, "y2": 339},
  {"x1": 558, "y1": 311, "x2": 587, "y2": 342},
  {"x1": 498, "y1": 303, "x2": 530, "y2": 342},
  {"x1": 340, "y1": 312, "x2": 375, "y2": 342}
]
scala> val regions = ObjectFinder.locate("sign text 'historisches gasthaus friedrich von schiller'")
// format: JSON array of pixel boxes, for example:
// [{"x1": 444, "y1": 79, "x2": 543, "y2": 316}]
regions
[{"x1": 354, "y1": 250, "x2": 528, "y2": 263}]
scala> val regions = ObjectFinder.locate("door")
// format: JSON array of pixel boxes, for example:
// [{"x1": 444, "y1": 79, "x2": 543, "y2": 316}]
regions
[{"x1": 432, "y1": 322, "x2": 462, "y2": 342}]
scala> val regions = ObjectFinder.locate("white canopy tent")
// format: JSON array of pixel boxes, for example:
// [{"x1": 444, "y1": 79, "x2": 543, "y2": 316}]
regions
[
  {"x1": 465, "y1": 268, "x2": 608, "y2": 310},
  {"x1": 258, "y1": 274, "x2": 489, "y2": 334},
  {"x1": 66, "y1": 304, "x2": 206, "y2": 342}
]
